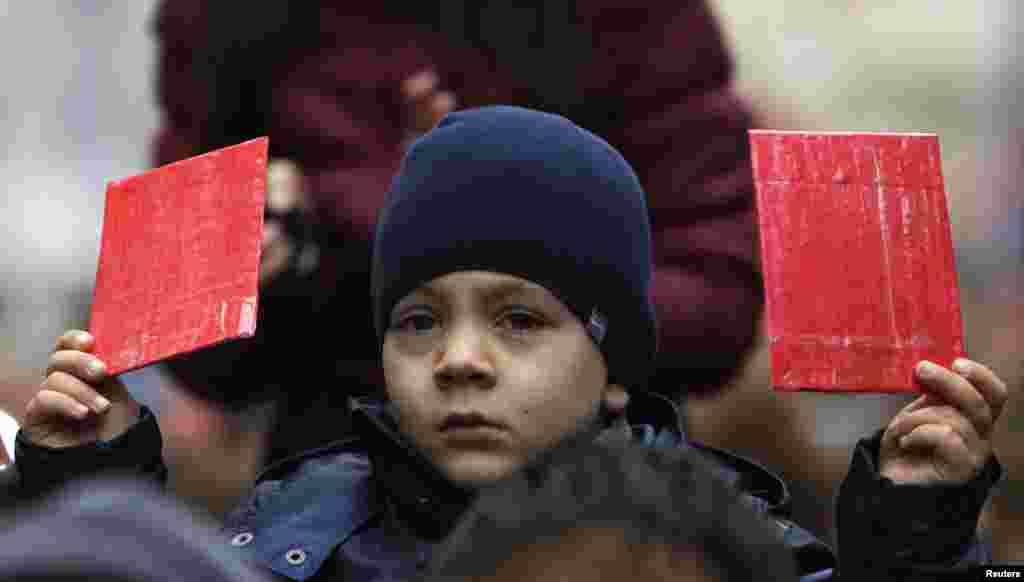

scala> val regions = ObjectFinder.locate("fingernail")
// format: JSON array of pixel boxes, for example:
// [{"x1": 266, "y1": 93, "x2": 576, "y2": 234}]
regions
[
  {"x1": 94, "y1": 396, "x2": 110, "y2": 413},
  {"x1": 89, "y1": 359, "x2": 106, "y2": 378},
  {"x1": 917, "y1": 361, "x2": 936, "y2": 377},
  {"x1": 953, "y1": 359, "x2": 971, "y2": 375}
]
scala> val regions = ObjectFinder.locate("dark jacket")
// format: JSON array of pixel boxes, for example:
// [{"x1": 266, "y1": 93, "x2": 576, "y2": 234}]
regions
[{"x1": 10, "y1": 391, "x2": 1001, "y2": 581}]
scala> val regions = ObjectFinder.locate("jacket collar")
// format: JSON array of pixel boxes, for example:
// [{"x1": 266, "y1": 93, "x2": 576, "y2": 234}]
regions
[
  {"x1": 623, "y1": 389, "x2": 687, "y2": 447},
  {"x1": 349, "y1": 399, "x2": 474, "y2": 541},
  {"x1": 346, "y1": 391, "x2": 687, "y2": 541},
  {"x1": 346, "y1": 389, "x2": 795, "y2": 542},
  {"x1": 620, "y1": 392, "x2": 791, "y2": 512}
]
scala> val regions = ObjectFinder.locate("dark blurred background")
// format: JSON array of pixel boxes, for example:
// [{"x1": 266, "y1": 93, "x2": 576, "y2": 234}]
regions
[{"x1": 0, "y1": 0, "x2": 1018, "y2": 562}]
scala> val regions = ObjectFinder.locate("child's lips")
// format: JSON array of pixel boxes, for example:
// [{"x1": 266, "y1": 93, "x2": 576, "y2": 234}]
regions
[
  {"x1": 439, "y1": 427, "x2": 511, "y2": 453},
  {"x1": 438, "y1": 413, "x2": 510, "y2": 445},
  {"x1": 438, "y1": 412, "x2": 506, "y2": 431}
]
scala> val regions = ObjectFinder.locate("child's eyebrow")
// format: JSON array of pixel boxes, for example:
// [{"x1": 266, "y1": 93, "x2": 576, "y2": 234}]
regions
[
  {"x1": 391, "y1": 286, "x2": 442, "y2": 314},
  {"x1": 478, "y1": 281, "x2": 539, "y2": 305},
  {"x1": 409, "y1": 279, "x2": 542, "y2": 305}
]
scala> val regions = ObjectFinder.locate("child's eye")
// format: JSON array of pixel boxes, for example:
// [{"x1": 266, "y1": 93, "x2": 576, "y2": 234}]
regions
[
  {"x1": 393, "y1": 312, "x2": 437, "y2": 333},
  {"x1": 498, "y1": 310, "x2": 544, "y2": 333}
]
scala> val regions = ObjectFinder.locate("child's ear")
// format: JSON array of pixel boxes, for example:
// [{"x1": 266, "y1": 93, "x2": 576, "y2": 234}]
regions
[{"x1": 603, "y1": 384, "x2": 629, "y2": 416}]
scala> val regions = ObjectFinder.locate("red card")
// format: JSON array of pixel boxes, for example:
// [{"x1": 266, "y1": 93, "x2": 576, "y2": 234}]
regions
[
  {"x1": 89, "y1": 138, "x2": 268, "y2": 375},
  {"x1": 749, "y1": 131, "x2": 965, "y2": 393}
]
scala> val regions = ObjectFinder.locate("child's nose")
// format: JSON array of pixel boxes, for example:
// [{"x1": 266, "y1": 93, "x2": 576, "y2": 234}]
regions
[{"x1": 434, "y1": 328, "x2": 496, "y2": 389}]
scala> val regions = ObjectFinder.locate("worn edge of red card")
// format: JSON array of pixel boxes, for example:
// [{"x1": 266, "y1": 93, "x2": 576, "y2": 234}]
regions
[
  {"x1": 749, "y1": 130, "x2": 966, "y2": 394},
  {"x1": 88, "y1": 137, "x2": 268, "y2": 375}
]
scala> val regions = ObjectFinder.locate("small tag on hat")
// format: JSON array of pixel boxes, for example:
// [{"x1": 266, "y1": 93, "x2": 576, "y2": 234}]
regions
[{"x1": 586, "y1": 308, "x2": 608, "y2": 345}]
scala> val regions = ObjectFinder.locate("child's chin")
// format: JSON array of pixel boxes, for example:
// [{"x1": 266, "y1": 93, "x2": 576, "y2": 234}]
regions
[{"x1": 438, "y1": 451, "x2": 522, "y2": 487}]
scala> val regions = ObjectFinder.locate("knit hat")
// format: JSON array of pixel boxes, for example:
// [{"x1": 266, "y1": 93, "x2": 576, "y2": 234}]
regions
[{"x1": 372, "y1": 106, "x2": 657, "y2": 389}]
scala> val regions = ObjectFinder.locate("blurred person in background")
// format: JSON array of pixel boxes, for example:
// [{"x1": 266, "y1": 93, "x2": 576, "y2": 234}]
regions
[
  {"x1": 0, "y1": 477, "x2": 271, "y2": 582},
  {"x1": 149, "y1": 1, "x2": 766, "y2": 483},
  {"x1": 157, "y1": 386, "x2": 274, "y2": 519}
]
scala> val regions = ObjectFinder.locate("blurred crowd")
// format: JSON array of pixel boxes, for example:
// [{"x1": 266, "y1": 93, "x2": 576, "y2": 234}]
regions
[{"x1": 0, "y1": 0, "x2": 1020, "y2": 578}]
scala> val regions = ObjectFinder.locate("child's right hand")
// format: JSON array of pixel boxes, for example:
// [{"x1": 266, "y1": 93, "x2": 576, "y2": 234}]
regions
[{"x1": 23, "y1": 330, "x2": 141, "y2": 448}]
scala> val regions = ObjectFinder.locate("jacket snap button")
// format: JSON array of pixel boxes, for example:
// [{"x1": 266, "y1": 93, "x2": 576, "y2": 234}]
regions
[
  {"x1": 286, "y1": 548, "x2": 307, "y2": 566},
  {"x1": 230, "y1": 532, "x2": 254, "y2": 547}
]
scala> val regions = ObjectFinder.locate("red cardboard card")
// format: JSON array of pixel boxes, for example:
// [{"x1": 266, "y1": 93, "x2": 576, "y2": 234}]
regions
[
  {"x1": 89, "y1": 138, "x2": 268, "y2": 375},
  {"x1": 749, "y1": 130, "x2": 965, "y2": 393}
]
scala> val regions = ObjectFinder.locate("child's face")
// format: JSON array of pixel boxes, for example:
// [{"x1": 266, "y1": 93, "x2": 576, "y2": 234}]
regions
[{"x1": 382, "y1": 271, "x2": 627, "y2": 487}]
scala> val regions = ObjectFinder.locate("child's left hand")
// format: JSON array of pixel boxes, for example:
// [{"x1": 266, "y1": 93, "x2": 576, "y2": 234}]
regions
[{"x1": 879, "y1": 359, "x2": 1008, "y2": 484}]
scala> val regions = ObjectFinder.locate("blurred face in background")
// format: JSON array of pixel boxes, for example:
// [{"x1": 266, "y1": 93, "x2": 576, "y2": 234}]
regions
[{"x1": 382, "y1": 271, "x2": 627, "y2": 486}]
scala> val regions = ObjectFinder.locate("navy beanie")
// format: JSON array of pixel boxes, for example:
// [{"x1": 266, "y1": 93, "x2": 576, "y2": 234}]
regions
[{"x1": 372, "y1": 106, "x2": 657, "y2": 390}]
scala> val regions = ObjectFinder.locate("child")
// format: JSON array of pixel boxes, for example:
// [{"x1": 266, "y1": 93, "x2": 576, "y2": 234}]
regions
[{"x1": 17, "y1": 106, "x2": 1006, "y2": 581}]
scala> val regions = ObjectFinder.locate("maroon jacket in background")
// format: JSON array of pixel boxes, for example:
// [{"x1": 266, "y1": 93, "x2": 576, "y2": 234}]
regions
[{"x1": 152, "y1": 1, "x2": 762, "y2": 399}]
